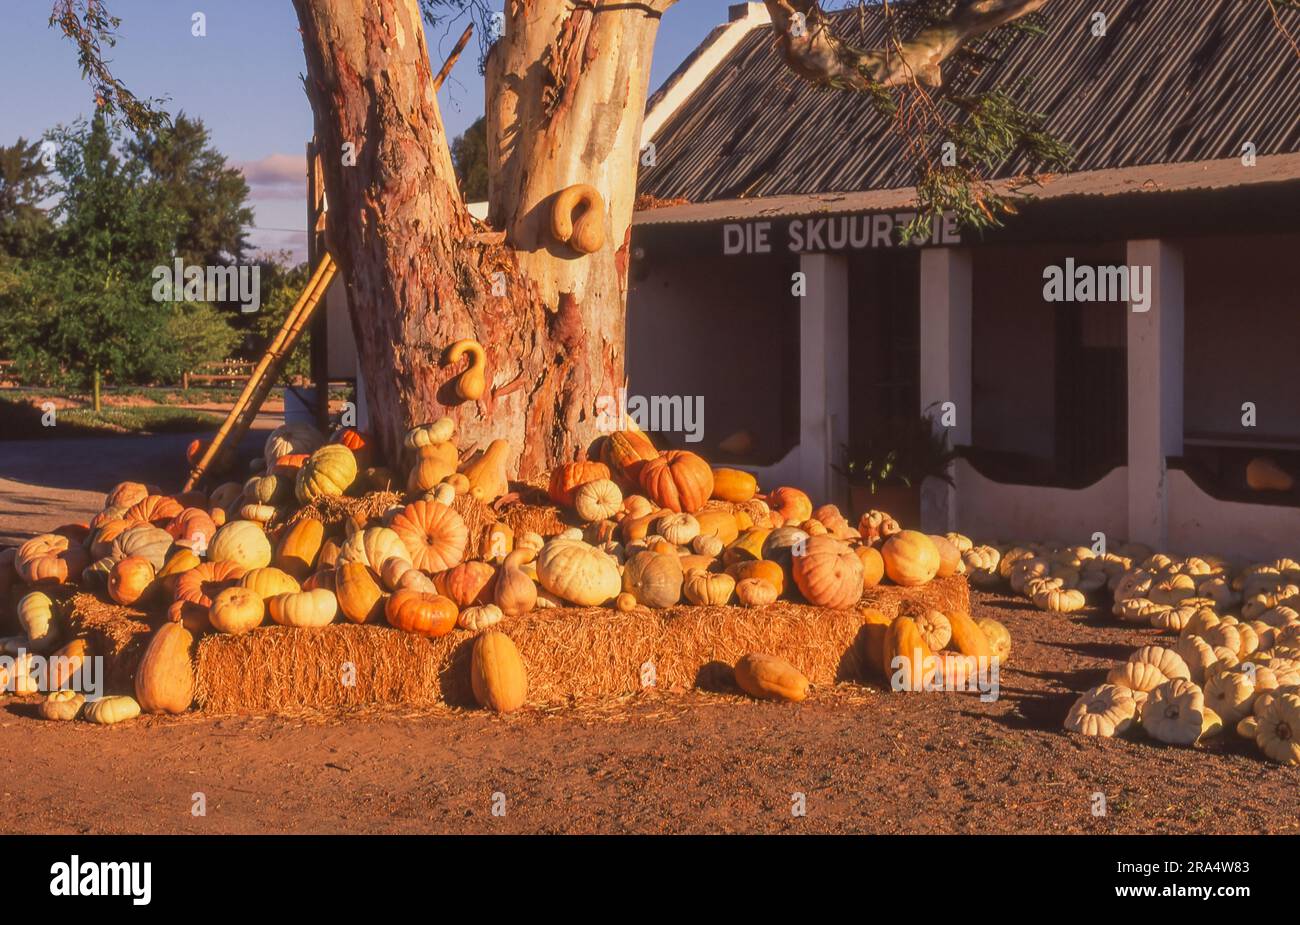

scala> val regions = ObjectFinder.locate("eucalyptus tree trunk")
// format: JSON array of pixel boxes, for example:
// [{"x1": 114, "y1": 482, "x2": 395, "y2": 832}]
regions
[{"x1": 292, "y1": 0, "x2": 667, "y2": 476}]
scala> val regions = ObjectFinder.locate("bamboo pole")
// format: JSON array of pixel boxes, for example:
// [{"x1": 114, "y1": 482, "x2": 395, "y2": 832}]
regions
[
  {"x1": 183, "y1": 253, "x2": 337, "y2": 492},
  {"x1": 433, "y1": 23, "x2": 473, "y2": 91}
]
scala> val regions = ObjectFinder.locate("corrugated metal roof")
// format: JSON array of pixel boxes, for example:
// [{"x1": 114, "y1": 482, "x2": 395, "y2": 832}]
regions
[
  {"x1": 634, "y1": 152, "x2": 1300, "y2": 225},
  {"x1": 637, "y1": 0, "x2": 1300, "y2": 202}
]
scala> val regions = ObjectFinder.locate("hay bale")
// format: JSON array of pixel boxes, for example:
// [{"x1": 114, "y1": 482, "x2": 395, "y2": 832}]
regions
[
  {"x1": 288, "y1": 491, "x2": 404, "y2": 532},
  {"x1": 498, "y1": 502, "x2": 569, "y2": 538},
  {"x1": 66, "y1": 592, "x2": 156, "y2": 693},
  {"x1": 194, "y1": 576, "x2": 968, "y2": 714},
  {"x1": 450, "y1": 493, "x2": 499, "y2": 550}
]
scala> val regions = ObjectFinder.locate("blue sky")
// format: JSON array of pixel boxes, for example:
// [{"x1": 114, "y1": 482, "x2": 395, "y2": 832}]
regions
[{"x1": 0, "y1": 0, "x2": 741, "y2": 262}]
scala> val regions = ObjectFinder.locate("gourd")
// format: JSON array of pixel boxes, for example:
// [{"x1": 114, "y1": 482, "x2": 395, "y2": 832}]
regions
[
  {"x1": 727, "y1": 559, "x2": 785, "y2": 595},
  {"x1": 857, "y1": 510, "x2": 900, "y2": 545},
  {"x1": 536, "y1": 539, "x2": 621, "y2": 606},
  {"x1": 711, "y1": 468, "x2": 757, "y2": 503},
  {"x1": 208, "y1": 520, "x2": 272, "y2": 570},
  {"x1": 404, "y1": 417, "x2": 455, "y2": 450},
  {"x1": 638, "y1": 451, "x2": 713, "y2": 513},
  {"x1": 471, "y1": 630, "x2": 528, "y2": 712},
  {"x1": 1141, "y1": 678, "x2": 1210, "y2": 745},
  {"x1": 83, "y1": 695, "x2": 141, "y2": 725},
  {"x1": 209, "y1": 586, "x2": 266, "y2": 635},
  {"x1": 295, "y1": 444, "x2": 358, "y2": 504},
  {"x1": 881, "y1": 531, "x2": 940, "y2": 586},
  {"x1": 269, "y1": 588, "x2": 339, "y2": 628},
  {"x1": 550, "y1": 183, "x2": 605, "y2": 254},
  {"x1": 884, "y1": 616, "x2": 932, "y2": 692},
  {"x1": 18, "y1": 591, "x2": 58, "y2": 653},
  {"x1": 337, "y1": 525, "x2": 409, "y2": 574},
  {"x1": 239, "y1": 503, "x2": 274, "y2": 526},
  {"x1": 1064, "y1": 684, "x2": 1137, "y2": 737},
  {"x1": 813, "y1": 505, "x2": 857, "y2": 540},
  {"x1": 461, "y1": 439, "x2": 511, "y2": 504},
  {"x1": 622, "y1": 551, "x2": 683, "y2": 608},
  {"x1": 947, "y1": 609, "x2": 992, "y2": 659},
  {"x1": 443, "y1": 338, "x2": 487, "y2": 401},
  {"x1": 240, "y1": 566, "x2": 300, "y2": 600},
  {"x1": 733, "y1": 653, "x2": 809, "y2": 702},
  {"x1": 275, "y1": 517, "x2": 324, "y2": 580},
  {"x1": 335, "y1": 562, "x2": 386, "y2": 623},
  {"x1": 155, "y1": 548, "x2": 200, "y2": 599},
  {"x1": 791, "y1": 536, "x2": 863, "y2": 609},
  {"x1": 914, "y1": 610, "x2": 952, "y2": 651},
  {"x1": 89, "y1": 519, "x2": 132, "y2": 560},
  {"x1": 548, "y1": 461, "x2": 611, "y2": 506},
  {"x1": 263, "y1": 422, "x2": 323, "y2": 470},
  {"x1": 407, "y1": 440, "x2": 459, "y2": 493},
  {"x1": 1246, "y1": 456, "x2": 1294, "y2": 492},
  {"x1": 40, "y1": 690, "x2": 85, "y2": 722},
  {"x1": 388, "y1": 501, "x2": 468, "y2": 573},
  {"x1": 459, "y1": 603, "x2": 504, "y2": 631},
  {"x1": 573, "y1": 478, "x2": 623, "y2": 522},
  {"x1": 975, "y1": 616, "x2": 1011, "y2": 662},
  {"x1": 135, "y1": 621, "x2": 195, "y2": 714},
  {"x1": 722, "y1": 528, "x2": 770, "y2": 566},
  {"x1": 616, "y1": 592, "x2": 638, "y2": 612},
  {"x1": 692, "y1": 534, "x2": 723, "y2": 558},
  {"x1": 108, "y1": 556, "x2": 155, "y2": 606},
  {"x1": 494, "y1": 549, "x2": 538, "y2": 616},
  {"x1": 1254, "y1": 691, "x2": 1300, "y2": 764},
  {"x1": 599, "y1": 430, "x2": 659, "y2": 485},
  {"x1": 683, "y1": 569, "x2": 735, "y2": 606},
  {"x1": 438, "y1": 561, "x2": 497, "y2": 608},
  {"x1": 385, "y1": 590, "x2": 458, "y2": 637},
  {"x1": 735, "y1": 578, "x2": 777, "y2": 607},
  {"x1": 16, "y1": 534, "x2": 88, "y2": 585},
  {"x1": 49, "y1": 639, "x2": 87, "y2": 689}
]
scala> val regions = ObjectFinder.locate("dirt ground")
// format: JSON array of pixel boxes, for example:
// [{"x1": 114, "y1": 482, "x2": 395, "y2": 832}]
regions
[{"x1": 1, "y1": 588, "x2": 1295, "y2": 835}]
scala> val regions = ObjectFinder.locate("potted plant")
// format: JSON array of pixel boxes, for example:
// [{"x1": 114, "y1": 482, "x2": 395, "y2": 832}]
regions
[{"x1": 834, "y1": 407, "x2": 957, "y2": 528}]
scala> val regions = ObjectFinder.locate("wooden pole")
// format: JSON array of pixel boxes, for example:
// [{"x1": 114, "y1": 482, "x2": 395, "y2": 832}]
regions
[
  {"x1": 182, "y1": 253, "x2": 337, "y2": 492},
  {"x1": 433, "y1": 23, "x2": 473, "y2": 91}
]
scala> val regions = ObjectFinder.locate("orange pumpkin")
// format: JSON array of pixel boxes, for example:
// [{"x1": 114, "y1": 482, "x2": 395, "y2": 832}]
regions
[
  {"x1": 385, "y1": 590, "x2": 458, "y2": 638},
  {"x1": 125, "y1": 495, "x2": 184, "y2": 528},
  {"x1": 710, "y1": 467, "x2": 757, "y2": 503},
  {"x1": 548, "y1": 460, "x2": 611, "y2": 506},
  {"x1": 209, "y1": 586, "x2": 265, "y2": 635},
  {"x1": 108, "y1": 556, "x2": 155, "y2": 606},
  {"x1": 15, "y1": 534, "x2": 88, "y2": 585},
  {"x1": 726, "y1": 559, "x2": 786, "y2": 595},
  {"x1": 881, "y1": 531, "x2": 940, "y2": 587},
  {"x1": 436, "y1": 560, "x2": 497, "y2": 608},
  {"x1": 173, "y1": 560, "x2": 246, "y2": 630},
  {"x1": 767, "y1": 487, "x2": 813, "y2": 524},
  {"x1": 335, "y1": 562, "x2": 385, "y2": 624},
  {"x1": 275, "y1": 517, "x2": 324, "y2": 580},
  {"x1": 598, "y1": 430, "x2": 659, "y2": 485},
  {"x1": 791, "y1": 536, "x2": 864, "y2": 609},
  {"x1": 52, "y1": 522, "x2": 91, "y2": 544},
  {"x1": 330, "y1": 427, "x2": 374, "y2": 468},
  {"x1": 167, "y1": 507, "x2": 218, "y2": 550},
  {"x1": 90, "y1": 519, "x2": 133, "y2": 559},
  {"x1": 389, "y1": 500, "x2": 468, "y2": 573},
  {"x1": 855, "y1": 546, "x2": 885, "y2": 589},
  {"x1": 105, "y1": 481, "x2": 152, "y2": 510},
  {"x1": 638, "y1": 450, "x2": 713, "y2": 513}
]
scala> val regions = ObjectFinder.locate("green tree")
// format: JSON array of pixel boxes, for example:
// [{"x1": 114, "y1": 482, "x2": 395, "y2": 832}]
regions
[
  {"x1": 126, "y1": 113, "x2": 253, "y2": 264},
  {"x1": 450, "y1": 115, "x2": 488, "y2": 202},
  {"x1": 0, "y1": 137, "x2": 53, "y2": 258}
]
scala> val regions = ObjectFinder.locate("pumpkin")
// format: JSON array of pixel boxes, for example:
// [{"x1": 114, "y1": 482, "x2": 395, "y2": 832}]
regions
[
  {"x1": 105, "y1": 481, "x2": 151, "y2": 510},
  {"x1": 209, "y1": 586, "x2": 266, "y2": 635},
  {"x1": 736, "y1": 577, "x2": 777, "y2": 607},
  {"x1": 567, "y1": 478, "x2": 619, "y2": 523},
  {"x1": 927, "y1": 535, "x2": 963, "y2": 578},
  {"x1": 615, "y1": 591, "x2": 638, "y2": 612},
  {"x1": 622, "y1": 551, "x2": 683, "y2": 608},
  {"x1": 263, "y1": 421, "x2": 323, "y2": 469},
  {"x1": 856, "y1": 546, "x2": 885, "y2": 589},
  {"x1": 275, "y1": 517, "x2": 324, "y2": 580},
  {"x1": 727, "y1": 559, "x2": 785, "y2": 595},
  {"x1": 16, "y1": 534, "x2": 88, "y2": 585},
  {"x1": 273, "y1": 453, "x2": 311, "y2": 476},
  {"x1": 1246, "y1": 456, "x2": 1294, "y2": 492},
  {"x1": 330, "y1": 426, "x2": 374, "y2": 469},
  {"x1": 884, "y1": 616, "x2": 932, "y2": 692},
  {"x1": 1141, "y1": 678, "x2": 1210, "y2": 745},
  {"x1": 733, "y1": 653, "x2": 809, "y2": 702},
  {"x1": 268, "y1": 588, "x2": 338, "y2": 628},
  {"x1": 48, "y1": 639, "x2": 88, "y2": 689},
  {"x1": 17, "y1": 591, "x2": 58, "y2": 652},
  {"x1": 337, "y1": 525, "x2": 409, "y2": 574},
  {"x1": 1064, "y1": 684, "x2": 1138, "y2": 737},
  {"x1": 389, "y1": 501, "x2": 468, "y2": 573},
  {"x1": 881, "y1": 531, "x2": 940, "y2": 586},
  {"x1": 209, "y1": 520, "x2": 272, "y2": 570},
  {"x1": 914, "y1": 610, "x2": 952, "y2": 652},
  {"x1": 385, "y1": 590, "x2": 458, "y2": 637},
  {"x1": 963, "y1": 546, "x2": 1002, "y2": 587},
  {"x1": 859, "y1": 608, "x2": 894, "y2": 676},
  {"x1": 695, "y1": 510, "x2": 740, "y2": 546},
  {"x1": 858, "y1": 510, "x2": 901, "y2": 545},
  {"x1": 471, "y1": 630, "x2": 528, "y2": 712},
  {"x1": 108, "y1": 556, "x2": 155, "y2": 606},
  {"x1": 461, "y1": 439, "x2": 511, "y2": 504},
  {"x1": 404, "y1": 417, "x2": 455, "y2": 450},
  {"x1": 89, "y1": 519, "x2": 133, "y2": 560},
  {"x1": 40, "y1": 690, "x2": 85, "y2": 722},
  {"x1": 240, "y1": 566, "x2": 301, "y2": 600},
  {"x1": 1033, "y1": 587, "x2": 1087, "y2": 613},
  {"x1": 711, "y1": 468, "x2": 757, "y2": 503},
  {"x1": 683, "y1": 568, "x2": 735, "y2": 606},
  {"x1": 549, "y1": 460, "x2": 612, "y2": 506},
  {"x1": 1204, "y1": 664, "x2": 1260, "y2": 725},
  {"x1": 335, "y1": 562, "x2": 386, "y2": 623},
  {"x1": 975, "y1": 617, "x2": 1011, "y2": 662},
  {"x1": 124, "y1": 494, "x2": 183, "y2": 528},
  {"x1": 208, "y1": 481, "x2": 244, "y2": 513},
  {"x1": 599, "y1": 430, "x2": 659, "y2": 485},
  {"x1": 83, "y1": 695, "x2": 141, "y2": 725},
  {"x1": 657, "y1": 513, "x2": 700, "y2": 547},
  {"x1": 536, "y1": 539, "x2": 621, "y2": 606},
  {"x1": 407, "y1": 440, "x2": 459, "y2": 493},
  {"x1": 800, "y1": 518, "x2": 828, "y2": 537},
  {"x1": 156, "y1": 548, "x2": 200, "y2": 598},
  {"x1": 692, "y1": 534, "x2": 723, "y2": 558},
  {"x1": 494, "y1": 549, "x2": 538, "y2": 616},
  {"x1": 477, "y1": 522, "x2": 514, "y2": 564},
  {"x1": 168, "y1": 507, "x2": 218, "y2": 551},
  {"x1": 459, "y1": 603, "x2": 504, "y2": 631},
  {"x1": 945, "y1": 609, "x2": 991, "y2": 659},
  {"x1": 438, "y1": 560, "x2": 497, "y2": 608},
  {"x1": 379, "y1": 556, "x2": 415, "y2": 591},
  {"x1": 1255, "y1": 691, "x2": 1300, "y2": 764},
  {"x1": 767, "y1": 487, "x2": 812, "y2": 524},
  {"x1": 638, "y1": 450, "x2": 712, "y2": 513},
  {"x1": 295, "y1": 444, "x2": 358, "y2": 503},
  {"x1": 791, "y1": 536, "x2": 863, "y2": 609},
  {"x1": 135, "y1": 621, "x2": 195, "y2": 714}
]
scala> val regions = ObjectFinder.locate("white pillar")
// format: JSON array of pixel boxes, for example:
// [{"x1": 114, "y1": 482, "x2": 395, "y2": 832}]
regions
[
  {"x1": 798, "y1": 253, "x2": 850, "y2": 508},
  {"x1": 1126, "y1": 239, "x2": 1184, "y2": 549},
  {"x1": 918, "y1": 248, "x2": 972, "y2": 532}
]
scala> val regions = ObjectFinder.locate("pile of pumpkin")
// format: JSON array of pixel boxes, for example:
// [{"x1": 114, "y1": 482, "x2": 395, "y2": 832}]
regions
[{"x1": 0, "y1": 416, "x2": 1003, "y2": 720}]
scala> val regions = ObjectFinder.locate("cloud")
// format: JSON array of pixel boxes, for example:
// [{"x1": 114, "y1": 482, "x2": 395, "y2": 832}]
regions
[{"x1": 238, "y1": 152, "x2": 306, "y2": 189}]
